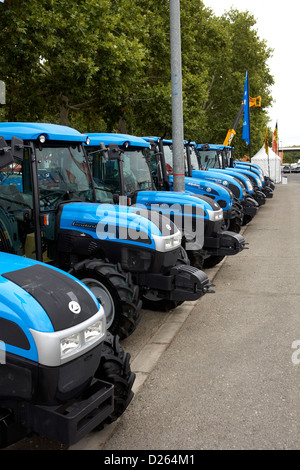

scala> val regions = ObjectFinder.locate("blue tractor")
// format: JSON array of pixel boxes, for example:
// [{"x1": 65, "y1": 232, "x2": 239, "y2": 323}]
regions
[
  {"x1": 84, "y1": 133, "x2": 246, "y2": 271},
  {"x1": 231, "y1": 160, "x2": 275, "y2": 192},
  {"x1": 217, "y1": 144, "x2": 274, "y2": 198},
  {"x1": 195, "y1": 144, "x2": 269, "y2": 206},
  {"x1": 149, "y1": 137, "x2": 259, "y2": 227},
  {"x1": 147, "y1": 137, "x2": 246, "y2": 232},
  {"x1": 0, "y1": 252, "x2": 135, "y2": 447},
  {"x1": 0, "y1": 123, "x2": 211, "y2": 325}
]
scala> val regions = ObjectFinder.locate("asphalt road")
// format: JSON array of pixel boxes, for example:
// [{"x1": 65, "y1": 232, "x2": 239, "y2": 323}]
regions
[{"x1": 6, "y1": 173, "x2": 300, "y2": 451}]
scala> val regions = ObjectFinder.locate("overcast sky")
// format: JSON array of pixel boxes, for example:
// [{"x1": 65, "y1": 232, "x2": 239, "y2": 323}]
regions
[{"x1": 203, "y1": 0, "x2": 298, "y2": 147}]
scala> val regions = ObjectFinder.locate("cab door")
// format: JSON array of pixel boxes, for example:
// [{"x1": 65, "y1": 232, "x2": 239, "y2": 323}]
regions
[{"x1": 0, "y1": 149, "x2": 36, "y2": 258}]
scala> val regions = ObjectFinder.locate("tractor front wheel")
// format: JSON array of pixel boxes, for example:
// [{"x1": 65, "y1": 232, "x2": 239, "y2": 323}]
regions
[
  {"x1": 96, "y1": 332, "x2": 135, "y2": 423},
  {"x1": 70, "y1": 259, "x2": 142, "y2": 340},
  {"x1": 202, "y1": 255, "x2": 225, "y2": 269}
]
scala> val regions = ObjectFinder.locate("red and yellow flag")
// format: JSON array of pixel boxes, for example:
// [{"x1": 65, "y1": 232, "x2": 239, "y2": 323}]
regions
[
  {"x1": 272, "y1": 122, "x2": 278, "y2": 154},
  {"x1": 264, "y1": 127, "x2": 269, "y2": 155}
]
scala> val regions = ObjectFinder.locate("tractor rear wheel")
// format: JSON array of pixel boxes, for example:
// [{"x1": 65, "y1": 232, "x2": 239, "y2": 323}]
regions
[{"x1": 70, "y1": 259, "x2": 142, "y2": 340}]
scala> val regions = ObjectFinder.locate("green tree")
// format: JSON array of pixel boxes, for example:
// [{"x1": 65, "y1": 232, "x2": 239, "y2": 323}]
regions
[
  {"x1": 209, "y1": 8, "x2": 274, "y2": 156},
  {"x1": 0, "y1": 0, "x2": 146, "y2": 131},
  {"x1": 0, "y1": 0, "x2": 274, "y2": 146}
]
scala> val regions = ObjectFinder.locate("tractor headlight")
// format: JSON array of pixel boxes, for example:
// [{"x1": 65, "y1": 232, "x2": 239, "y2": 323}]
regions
[
  {"x1": 60, "y1": 333, "x2": 81, "y2": 358},
  {"x1": 246, "y1": 180, "x2": 253, "y2": 191},
  {"x1": 207, "y1": 209, "x2": 223, "y2": 222},
  {"x1": 164, "y1": 233, "x2": 181, "y2": 250},
  {"x1": 30, "y1": 310, "x2": 106, "y2": 366},
  {"x1": 84, "y1": 320, "x2": 104, "y2": 343},
  {"x1": 153, "y1": 231, "x2": 182, "y2": 252},
  {"x1": 60, "y1": 318, "x2": 105, "y2": 360}
]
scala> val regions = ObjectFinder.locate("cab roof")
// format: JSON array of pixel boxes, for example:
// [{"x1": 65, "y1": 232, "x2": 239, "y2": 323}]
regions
[
  {"x1": 0, "y1": 122, "x2": 88, "y2": 143},
  {"x1": 86, "y1": 133, "x2": 150, "y2": 148},
  {"x1": 196, "y1": 143, "x2": 232, "y2": 150},
  {"x1": 143, "y1": 137, "x2": 173, "y2": 145}
]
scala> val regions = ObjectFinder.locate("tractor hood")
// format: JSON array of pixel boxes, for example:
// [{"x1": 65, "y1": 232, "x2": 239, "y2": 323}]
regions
[
  {"x1": 225, "y1": 167, "x2": 263, "y2": 187},
  {"x1": 0, "y1": 253, "x2": 102, "y2": 363},
  {"x1": 234, "y1": 162, "x2": 264, "y2": 182},
  {"x1": 191, "y1": 169, "x2": 246, "y2": 198},
  {"x1": 192, "y1": 168, "x2": 252, "y2": 196},
  {"x1": 135, "y1": 190, "x2": 223, "y2": 223},
  {"x1": 168, "y1": 174, "x2": 233, "y2": 211},
  {"x1": 59, "y1": 201, "x2": 181, "y2": 252}
]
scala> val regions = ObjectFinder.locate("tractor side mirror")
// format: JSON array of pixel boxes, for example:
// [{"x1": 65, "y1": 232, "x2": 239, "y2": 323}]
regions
[
  {"x1": 99, "y1": 142, "x2": 109, "y2": 160},
  {"x1": 11, "y1": 136, "x2": 24, "y2": 161},
  {"x1": 0, "y1": 136, "x2": 13, "y2": 169},
  {"x1": 108, "y1": 144, "x2": 122, "y2": 161}
]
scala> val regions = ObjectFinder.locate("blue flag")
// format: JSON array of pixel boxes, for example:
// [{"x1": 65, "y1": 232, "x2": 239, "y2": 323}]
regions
[{"x1": 242, "y1": 71, "x2": 250, "y2": 146}]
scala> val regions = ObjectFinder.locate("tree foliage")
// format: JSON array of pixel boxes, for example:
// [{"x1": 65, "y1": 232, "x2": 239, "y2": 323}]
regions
[{"x1": 0, "y1": 0, "x2": 274, "y2": 155}]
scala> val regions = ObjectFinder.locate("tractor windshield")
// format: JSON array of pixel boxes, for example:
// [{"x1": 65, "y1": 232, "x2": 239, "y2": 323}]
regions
[
  {"x1": 89, "y1": 148, "x2": 154, "y2": 196},
  {"x1": 162, "y1": 145, "x2": 174, "y2": 175},
  {"x1": 195, "y1": 149, "x2": 221, "y2": 169},
  {"x1": 122, "y1": 150, "x2": 154, "y2": 194},
  {"x1": 222, "y1": 148, "x2": 232, "y2": 167},
  {"x1": 37, "y1": 144, "x2": 95, "y2": 210},
  {"x1": 188, "y1": 147, "x2": 200, "y2": 170},
  {"x1": 162, "y1": 144, "x2": 191, "y2": 174}
]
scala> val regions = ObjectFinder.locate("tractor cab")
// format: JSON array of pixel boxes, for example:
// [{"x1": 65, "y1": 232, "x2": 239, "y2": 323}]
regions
[
  {"x1": 196, "y1": 143, "x2": 269, "y2": 205},
  {"x1": 0, "y1": 125, "x2": 95, "y2": 263},
  {"x1": 194, "y1": 144, "x2": 224, "y2": 171},
  {"x1": 88, "y1": 133, "x2": 155, "y2": 205},
  {"x1": 146, "y1": 137, "x2": 247, "y2": 234}
]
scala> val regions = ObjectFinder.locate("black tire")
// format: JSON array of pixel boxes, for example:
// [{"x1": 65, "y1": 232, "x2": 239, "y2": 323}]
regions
[
  {"x1": 70, "y1": 259, "x2": 142, "y2": 340},
  {"x1": 0, "y1": 409, "x2": 27, "y2": 449},
  {"x1": 186, "y1": 249, "x2": 204, "y2": 270},
  {"x1": 242, "y1": 214, "x2": 253, "y2": 225},
  {"x1": 96, "y1": 332, "x2": 135, "y2": 423},
  {"x1": 141, "y1": 246, "x2": 189, "y2": 312},
  {"x1": 228, "y1": 217, "x2": 242, "y2": 234},
  {"x1": 202, "y1": 255, "x2": 225, "y2": 269}
]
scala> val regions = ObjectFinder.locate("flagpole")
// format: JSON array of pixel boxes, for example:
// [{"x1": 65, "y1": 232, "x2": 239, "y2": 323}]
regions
[
  {"x1": 247, "y1": 69, "x2": 252, "y2": 160},
  {"x1": 242, "y1": 69, "x2": 251, "y2": 160}
]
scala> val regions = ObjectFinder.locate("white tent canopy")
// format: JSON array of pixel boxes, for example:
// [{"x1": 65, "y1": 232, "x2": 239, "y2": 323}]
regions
[{"x1": 251, "y1": 146, "x2": 282, "y2": 183}]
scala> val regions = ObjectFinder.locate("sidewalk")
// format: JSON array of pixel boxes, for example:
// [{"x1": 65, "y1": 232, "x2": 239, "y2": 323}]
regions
[{"x1": 74, "y1": 174, "x2": 300, "y2": 450}]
